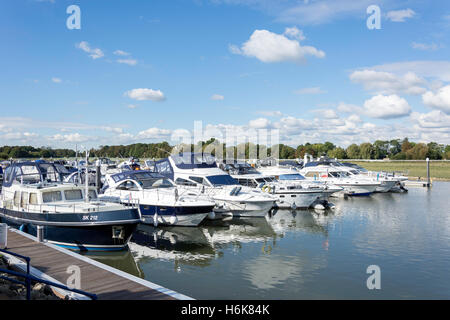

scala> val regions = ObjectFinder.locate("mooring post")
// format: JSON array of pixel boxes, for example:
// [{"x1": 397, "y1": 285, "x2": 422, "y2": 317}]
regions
[
  {"x1": 426, "y1": 157, "x2": 430, "y2": 187},
  {"x1": 37, "y1": 225, "x2": 44, "y2": 242}
]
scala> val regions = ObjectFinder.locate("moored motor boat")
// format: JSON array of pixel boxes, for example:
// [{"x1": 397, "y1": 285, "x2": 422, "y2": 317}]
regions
[
  {"x1": 100, "y1": 170, "x2": 216, "y2": 227},
  {"x1": 0, "y1": 161, "x2": 141, "y2": 251}
]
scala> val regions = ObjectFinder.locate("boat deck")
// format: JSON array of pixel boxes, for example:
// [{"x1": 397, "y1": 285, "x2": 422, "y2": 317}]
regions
[{"x1": 2, "y1": 227, "x2": 192, "y2": 300}]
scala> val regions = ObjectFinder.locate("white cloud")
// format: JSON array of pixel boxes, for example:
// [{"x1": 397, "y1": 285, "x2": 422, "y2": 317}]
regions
[
  {"x1": 257, "y1": 110, "x2": 283, "y2": 117},
  {"x1": 294, "y1": 87, "x2": 326, "y2": 95},
  {"x1": 350, "y1": 69, "x2": 426, "y2": 95},
  {"x1": 276, "y1": 0, "x2": 375, "y2": 25},
  {"x1": 363, "y1": 94, "x2": 411, "y2": 119},
  {"x1": 50, "y1": 133, "x2": 90, "y2": 143},
  {"x1": 127, "y1": 104, "x2": 137, "y2": 109},
  {"x1": 113, "y1": 50, "x2": 130, "y2": 56},
  {"x1": 124, "y1": 88, "x2": 166, "y2": 101},
  {"x1": 386, "y1": 9, "x2": 415, "y2": 22},
  {"x1": 117, "y1": 59, "x2": 137, "y2": 66},
  {"x1": 76, "y1": 41, "x2": 104, "y2": 59},
  {"x1": 283, "y1": 26, "x2": 305, "y2": 41},
  {"x1": 337, "y1": 102, "x2": 360, "y2": 113},
  {"x1": 211, "y1": 94, "x2": 224, "y2": 100},
  {"x1": 136, "y1": 128, "x2": 171, "y2": 139},
  {"x1": 230, "y1": 29, "x2": 325, "y2": 63},
  {"x1": 411, "y1": 42, "x2": 440, "y2": 51},
  {"x1": 369, "y1": 61, "x2": 450, "y2": 82},
  {"x1": 311, "y1": 109, "x2": 338, "y2": 119},
  {"x1": 248, "y1": 118, "x2": 271, "y2": 129},
  {"x1": 51, "y1": 77, "x2": 62, "y2": 83},
  {"x1": 410, "y1": 110, "x2": 450, "y2": 129},
  {"x1": 422, "y1": 85, "x2": 450, "y2": 114}
]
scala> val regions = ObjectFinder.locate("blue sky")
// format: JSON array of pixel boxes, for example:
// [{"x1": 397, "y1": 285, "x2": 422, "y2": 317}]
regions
[{"x1": 0, "y1": 0, "x2": 449, "y2": 149}]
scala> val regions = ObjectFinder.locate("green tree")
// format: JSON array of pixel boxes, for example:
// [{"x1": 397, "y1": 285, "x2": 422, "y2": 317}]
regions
[
  {"x1": 346, "y1": 144, "x2": 360, "y2": 159},
  {"x1": 359, "y1": 142, "x2": 375, "y2": 159},
  {"x1": 328, "y1": 147, "x2": 347, "y2": 159}
]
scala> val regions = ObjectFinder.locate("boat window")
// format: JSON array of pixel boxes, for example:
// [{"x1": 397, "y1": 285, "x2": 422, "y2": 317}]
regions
[
  {"x1": 189, "y1": 176, "x2": 204, "y2": 184},
  {"x1": 117, "y1": 181, "x2": 140, "y2": 191},
  {"x1": 255, "y1": 178, "x2": 266, "y2": 183},
  {"x1": 4, "y1": 167, "x2": 13, "y2": 183},
  {"x1": 21, "y1": 192, "x2": 29, "y2": 207},
  {"x1": 29, "y1": 193, "x2": 38, "y2": 205},
  {"x1": 19, "y1": 166, "x2": 41, "y2": 184},
  {"x1": 64, "y1": 189, "x2": 83, "y2": 201},
  {"x1": 155, "y1": 160, "x2": 173, "y2": 175},
  {"x1": 14, "y1": 191, "x2": 20, "y2": 206},
  {"x1": 206, "y1": 175, "x2": 238, "y2": 187},
  {"x1": 175, "y1": 178, "x2": 197, "y2": 186},
  {"x1": 305, "y1": 172, "x2": 319, "y2": 178},
  {"x1": 42, "y1": 191, "x2": 63, "y2": 203},
  {"x1": 139, "y1": 178, "x2": 174, "y2": 189},
  {"x1": 279, "y1": 174, "x2": 305, "y2": 181},
  {"x1": 88, "y1": 190, "x2": 98, "y2": 199}
]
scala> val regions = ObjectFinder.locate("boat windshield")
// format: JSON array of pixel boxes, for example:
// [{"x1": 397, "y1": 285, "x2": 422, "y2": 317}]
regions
[
  {"x1": 279, "y1": 173, "x2": 305, "y2": 180},
  {"x1": 206, "y1": 174, "x2": 238, "y2": 186},
  {"x1": 137, "y1": 177, "x2": 174, "y2": 189}
]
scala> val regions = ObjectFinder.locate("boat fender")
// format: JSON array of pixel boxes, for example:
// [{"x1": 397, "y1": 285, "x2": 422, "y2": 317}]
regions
[
  {"x1": 153, "y1": 213, "x2": 159, "y2": 227},
  {"x1": 208, "y1": 211, "x2": 216, "y2": 220},
  {"x1": 314, "y1": 203, "x2": 325, "y2": 210},
  {"x1": 229, "y1": 187, "x2": 237, "y2": 196},
  {"x1": 291, "y1": 202, "x2": 297, "y2": 210},
  {"x1": 234, "y1": 186, "x2": 242, "y2": 196},
  {"x1": 169, "y1": 215, "x2": 178, "y2": 225}
]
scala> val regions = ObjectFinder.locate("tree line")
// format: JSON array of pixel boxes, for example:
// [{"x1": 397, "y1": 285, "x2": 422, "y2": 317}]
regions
[{"x1": 1, "y1": 138, "x2": 449, "y2": 160}]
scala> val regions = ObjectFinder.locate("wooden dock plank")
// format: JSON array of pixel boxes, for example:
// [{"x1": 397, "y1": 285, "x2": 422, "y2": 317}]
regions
[{"x1": 3, "y1": 228, "x2": 190, "y2": 300}]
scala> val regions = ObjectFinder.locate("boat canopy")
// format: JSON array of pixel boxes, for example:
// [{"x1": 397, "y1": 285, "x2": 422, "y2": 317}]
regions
[
  {"x1": 2, "y1": 161, "x2": 63, "y2": 187},
  {"x1": 110, "y1": 170, "x2": 166, "y2": 184},
  {"x1": 170, "y1": 153, "x2": 218, "y2": 169}
]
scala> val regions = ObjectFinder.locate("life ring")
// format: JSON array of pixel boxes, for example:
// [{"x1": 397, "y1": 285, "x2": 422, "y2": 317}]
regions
[{"x1": 262, "y1": 185, "x2": 272, "y2": 193}]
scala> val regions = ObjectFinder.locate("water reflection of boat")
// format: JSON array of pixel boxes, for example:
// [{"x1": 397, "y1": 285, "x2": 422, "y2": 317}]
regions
[
  {"x1": 268, "y1": 209, "x2": 329, "y2": 236},
  {"x1": 80, "y1": 249, "x2": 144, "y2": 278},
  {"x1": 127, "y1": 217, "x2": 280, "y2": 268}
]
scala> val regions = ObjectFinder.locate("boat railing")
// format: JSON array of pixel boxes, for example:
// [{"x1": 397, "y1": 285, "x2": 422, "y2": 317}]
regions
[
  {"x1": 5, "y1": 199, "x2": 139, "y2": 215},
  {"x1": 0, "y1": 247, "x2": 97, "y2": 300}
]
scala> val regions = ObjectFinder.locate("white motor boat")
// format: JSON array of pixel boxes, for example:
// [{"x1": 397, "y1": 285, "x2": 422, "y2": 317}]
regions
[
  {"x1": 150, "y1": 153, "x2": 276, "y2": 218},
  {"x1": 220, "y1": 162, "x2": 335, "y2": 210},
  {"x1": 340, "y1": 162, "x2": 408, "y2": 192},
  {"x1": 100, "y1": 170, "x2": 216, "y2": 227},
  {"x1": 300, "y1": 161, "x2": 381, "y2": 196}
]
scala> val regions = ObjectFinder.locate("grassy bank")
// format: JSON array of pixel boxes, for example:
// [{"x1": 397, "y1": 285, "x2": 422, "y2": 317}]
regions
[{"x1": 349, "y1": 161, "x2": 450, "y2": 180}]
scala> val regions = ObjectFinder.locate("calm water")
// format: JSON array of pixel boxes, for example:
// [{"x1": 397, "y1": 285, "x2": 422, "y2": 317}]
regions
[{"x1": 88, "y1": 182, "x2": 450, "y2": 299}]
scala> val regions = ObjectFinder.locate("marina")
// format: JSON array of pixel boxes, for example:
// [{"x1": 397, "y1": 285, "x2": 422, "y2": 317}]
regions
[
  {"x1": 2, "y1": 1, "x2": 450, "y2": 304},
  {"x1": 1, "y1": 155, "x2": 448, "y2": 300}
]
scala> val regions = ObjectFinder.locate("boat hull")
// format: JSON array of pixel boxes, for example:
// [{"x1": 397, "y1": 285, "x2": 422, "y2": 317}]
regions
[
  {"x1": 0, "y1": 207, "x2": 139, "y2": 251},
  {"x1": 333, "y1": 184, "x2": 378, "y2": 196},
  {"x1": 274, "y1": 192, "x2": 322, "y2": 209},
  {"x1": 138, "y1": 204, "x2": 214, "y2": 227},
  {"x1": 217, "y1": 200, "x2": 274, "y2": 217}
]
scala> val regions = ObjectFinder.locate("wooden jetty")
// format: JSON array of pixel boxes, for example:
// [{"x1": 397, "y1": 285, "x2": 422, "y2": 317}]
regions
[{"x1": 1, "y1": 227, "x2": 193, "y2": 300}]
